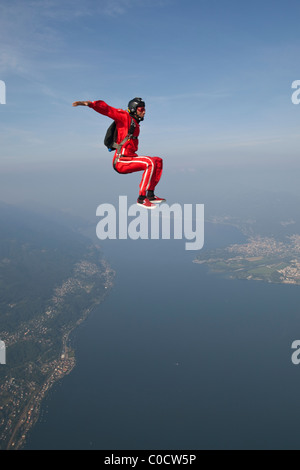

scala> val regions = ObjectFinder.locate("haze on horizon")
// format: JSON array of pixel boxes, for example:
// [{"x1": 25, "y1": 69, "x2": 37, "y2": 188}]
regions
[{"x1": 0, "y1": 0, "x2": 300, "y2": 218}]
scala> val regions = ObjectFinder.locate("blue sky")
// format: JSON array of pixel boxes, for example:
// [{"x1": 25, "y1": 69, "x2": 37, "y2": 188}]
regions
[{"x1": 1, "y1": 0, "x2": 300, "y2": 176}]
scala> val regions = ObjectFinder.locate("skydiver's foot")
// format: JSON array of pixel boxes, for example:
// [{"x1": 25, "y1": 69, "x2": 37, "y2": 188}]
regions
[
  {"x1": 137, "y1": 196, "x2": 157, "y2": 209},
  {"x1": 146, "y1": 190, "x2": 166, "y2": 203},
  {"x1": 147, "y1": 195, "x2": 166, "y2": 203}
]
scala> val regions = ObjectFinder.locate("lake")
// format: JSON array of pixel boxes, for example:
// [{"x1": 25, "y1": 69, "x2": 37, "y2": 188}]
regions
[{"x1": 25, "y1": 222, "x2": 300, "y2": 450}]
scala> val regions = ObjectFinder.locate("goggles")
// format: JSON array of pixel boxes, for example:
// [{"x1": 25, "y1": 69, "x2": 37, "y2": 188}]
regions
[{"x1": 137, "y1": 106, "x2": 146, "y2": 112}]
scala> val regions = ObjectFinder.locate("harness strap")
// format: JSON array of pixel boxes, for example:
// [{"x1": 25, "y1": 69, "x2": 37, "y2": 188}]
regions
[{"x1": 113, "y1": 118, "x2": 137, "y2": 170}]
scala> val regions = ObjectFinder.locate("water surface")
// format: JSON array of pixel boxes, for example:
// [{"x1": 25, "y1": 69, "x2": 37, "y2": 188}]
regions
[{"x1": 26, "y1": 224, "x2": 300, "y2": 449}]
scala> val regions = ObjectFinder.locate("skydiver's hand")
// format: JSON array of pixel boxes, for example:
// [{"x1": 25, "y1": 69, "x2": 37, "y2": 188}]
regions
[{"x1": 72, "y1": 101, "x2": 91, "y2": 107}]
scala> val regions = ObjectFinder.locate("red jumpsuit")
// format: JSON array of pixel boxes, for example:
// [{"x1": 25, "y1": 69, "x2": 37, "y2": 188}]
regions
[{"x1": 89, "y1": 101, "x2": 163, "y2": 196}]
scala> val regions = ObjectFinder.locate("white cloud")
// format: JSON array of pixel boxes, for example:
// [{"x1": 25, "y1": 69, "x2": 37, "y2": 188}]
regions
[
  {"x1": 0, "y1": 2, "x2": 64, "y2": 77},
  {"x1": 0, "y1": 0, "x2": 141, "y2": 78}
]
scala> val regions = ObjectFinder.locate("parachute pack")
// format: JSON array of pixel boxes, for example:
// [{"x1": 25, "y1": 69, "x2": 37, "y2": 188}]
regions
[{"x1": 104, "y1": 118, "x2": 136, "y2": 153}]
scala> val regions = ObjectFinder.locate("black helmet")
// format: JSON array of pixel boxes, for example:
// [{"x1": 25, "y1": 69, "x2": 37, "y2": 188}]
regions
[{"x1": 128, "y1": 97, "x2": 145, "y2": 120}]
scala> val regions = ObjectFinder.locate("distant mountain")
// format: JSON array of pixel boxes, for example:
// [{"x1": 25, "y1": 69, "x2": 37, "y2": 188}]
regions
[
  {"x1": 208, "y1": 190, "x2": 300, "y2": 239},
  {"x1": 0, "y1": 201, "x2": 90, "y2": 331}
]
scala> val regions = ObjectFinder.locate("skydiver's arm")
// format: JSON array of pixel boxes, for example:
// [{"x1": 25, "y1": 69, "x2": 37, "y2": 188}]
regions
[
  {"x1": 73, "y1": 100, "x2": 128, "y2": 128},
  {"x1": 87, "y1": 101, "x2": 128, "y2": 125},
  {"x1": 72, "y1": 101, "x2": 91, "y2": 106}
]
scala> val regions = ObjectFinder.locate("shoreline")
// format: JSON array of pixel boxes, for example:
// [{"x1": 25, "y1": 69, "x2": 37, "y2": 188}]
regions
[
  {"x1": 2, "y1": 255, "x2": 115, "y2": 451},
  {"x1": 7, "y1": 299, "x2": 109, "y2": 450}
]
